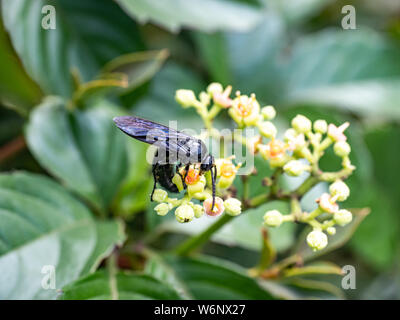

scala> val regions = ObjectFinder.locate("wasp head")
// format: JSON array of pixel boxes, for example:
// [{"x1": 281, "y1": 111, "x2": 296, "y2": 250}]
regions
[{"x1": 200, "y1": 154, "x2": 214, "y2": 173}]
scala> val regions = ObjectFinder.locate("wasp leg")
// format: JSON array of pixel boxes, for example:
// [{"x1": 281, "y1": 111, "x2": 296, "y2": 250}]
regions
[
  {"x1": 150, "y1": 163, "x2": 159, "y2": 201},
  {"x1": 182, "y1": 163, "x2": 190, "y2": 187},
  {"x1": 211, "y1": 165, "x2": 216, "y2": 211}
]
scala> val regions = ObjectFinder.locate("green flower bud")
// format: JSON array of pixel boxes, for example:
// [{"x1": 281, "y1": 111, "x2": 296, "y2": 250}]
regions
[
  {"x1": 313, "y1": 120, "x2": 328, "y2": 134},
  {"x1": 193, "y1": 204, "x2": 204, "y2": 218},
  {"x1": 152, "y1": 189, "x2": 168, "y2": 203},
  {"x1": 258, "y1": 121, "x2": 277, "y2": 139},
  {"x1": 329, "y1": 180, "x2": 350, "y2": 202},
  {"x1": 334, "y1": 141, "x2": 351, "y2": 157},
  {"x1": 292, "y1": 114, "x2": 312, "y2": 133},
  {"x1": 334, "y1": 209, "x2": 353, "y2": 226},
  {"x1": 224, "y1": 198, "x2": 242, "y2": 216},
  {"x1": 306, "y1": 229, "x2": 328, "y2": 251},
  {"x1": 261, "y1": 105, "x2": 276, "y2": 120},
  {"x1": 154, "y1": 203, "x2": 170, "y2": 216},
  {"x1": 187, "y1": 176, "x2": 206, "y2": 197},
  {"x1": 175, "y1": 89, "x2": 197, "y2": 108},
  {"x1": 326, "y1": 227, "x2": 336, "y2": 235},
  {"x1": 175, "y1": 204, "x2": 195, "y2": 223},
  {"x1": 263, "y1": 210, "x2": 283, "y2": 227},
  {"x1": 168, "y1": 197, "x2": 181, "y2": 207},
  {"x1": 172, "y1": 173, "x2": 184, "y2": 192},
  {"x1": 283, "y1": 160, "x2": 306, "y2": 177}
]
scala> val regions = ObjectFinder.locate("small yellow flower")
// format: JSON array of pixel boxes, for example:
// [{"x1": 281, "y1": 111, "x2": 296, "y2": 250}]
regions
[
  {"x1": 152, "y1": 189, "x2": 168, "y2": 203},
  {"x1": 292, "y1": 115, "x2": 312, "y2": 133},
  {"x1": 216, "y1": 158, "x2": 238, "y2": 189},
  {"x1": 261, "y1": 105, "x2": 276, "y2": 120},
  {"x1": 334, "y1": 209, "x2": 353, "y2": 226},
  {"x1": 334, "y1": 141, "x2": 351, "y2": 157},
  {"x1": 229, "y1": 92, "x2": 260, "y2": 126},
  {"x1": 329, "y1": 180, "x2": 350, "y2": 202}
]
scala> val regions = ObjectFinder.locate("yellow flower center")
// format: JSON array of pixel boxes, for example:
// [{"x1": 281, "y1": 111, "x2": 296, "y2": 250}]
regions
[
  {"x1": 185, "y1": 168, "x2": 200, "y2": 185},
  {"x1": 268, "y1": 139, "x2": 286, "y2": 158},
  {"x1": 220, "y1": 162, "x2": 236, "y2": 178}
]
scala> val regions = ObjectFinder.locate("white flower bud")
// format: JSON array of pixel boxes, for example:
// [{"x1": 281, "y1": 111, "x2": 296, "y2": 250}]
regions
[
  {"x1": 224, "y1": 198, "x2": 242, "y2": 216},
  {"x1": 193, "y1": 204, "x2": 204, "y2": 218},
  {"x1": 313, "y1": 120, "x2": 328, "y2": 134},
  {"x1": 284, "y1": 160, "x2": 306, "y2": 177},
  {"x1": 175, "y1": 204, "x2": 195, "y2": 223},
  {"x1": 326, "y1": 227, "x2": 336, "y2": 235},
  {"x1": 284, "y1": 128, "x2": 297, "y2": 142},
  {"x1": 307, "y1": 229, "x2": 328, "y2": 251},
  {"x1": 329, "y1": 180, "x2": 350, "y2": 202},
  {"x1": 334, "y1": 141, "x2": 351, "y2": 157},
  {"x1": 334, "y1": 209, "x2": 353, "y2": 226},
  {"x1": 258, "y1": 121, "x2": 277, "y2": 139},
  {"x1": 175, "y1": 89, "x2": 197, "y2": 108},
  {"x1": 261, "y1": 105, "x2": 276, "y2": 120},
  {"x1": 263, "y1": 210, "x2": 283, "y2": 227},
  {"x1": 292, "y1": 114, "x2": 312, "y2": 133},
  {"x1": 154, "y1": 203, "x2": 170, "y2": 216},
  {"x1": 206, "y1": 82, "x2": 223, "y2": 96},
  {"x1": 152, "y1": 189, "x2": 168, "y2": 203}
]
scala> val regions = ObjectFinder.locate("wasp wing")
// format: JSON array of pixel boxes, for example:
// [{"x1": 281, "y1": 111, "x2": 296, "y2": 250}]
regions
[{"x1": 113, "y1": 116, "x2": 208, "y2": 163}]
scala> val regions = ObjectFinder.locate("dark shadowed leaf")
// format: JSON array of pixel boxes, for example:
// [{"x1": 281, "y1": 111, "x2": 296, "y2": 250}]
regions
[
  {"x1": 61, "y1": 270, "x2": 182, "y2": 300},
  {"x1": 165, "y1": 255, "x2": 275, "y2": 299},
  {"x1": 1, "y1": 0, "x2": 143, "y2": 97}
]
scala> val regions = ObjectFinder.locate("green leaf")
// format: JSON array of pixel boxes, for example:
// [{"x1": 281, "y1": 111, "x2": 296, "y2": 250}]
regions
[
  {"x1": 0, "y1": 172, "x2": 126, "y2": 299},
  {"x1": 2, "y1": 0, "x2": 143, "y2": 97},
  {"x1": 294, "y1": 208, "x2": 370, "y2": 261},
  {"x1": 116, "y1": 0, "x2": 263, "y2": 33},
  {"x1": 0, "y1": 18, "x2": 42, "y2": 114},
  {"x1": 164, "y1": 255, "x2": 275, "y2": 299},
  {"x1": 284, "y1": 29, "x2": 400, "y2": 119},
  {"x1": 26, "y1": 97, "x2": 128, "y2": 211},
  {"x1": 61, "y1": 270, "x2": 182, "y2": 300}
]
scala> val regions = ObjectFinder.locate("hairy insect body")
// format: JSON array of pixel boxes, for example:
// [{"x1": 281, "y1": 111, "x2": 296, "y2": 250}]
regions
[{"x1": 153, "y1": 163, "x2": 179, "y2": 193}]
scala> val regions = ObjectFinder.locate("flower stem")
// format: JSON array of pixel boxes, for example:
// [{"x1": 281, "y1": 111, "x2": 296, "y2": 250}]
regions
[{"x1": 174, "y1": 214, "x2": 234, "y2": 256}]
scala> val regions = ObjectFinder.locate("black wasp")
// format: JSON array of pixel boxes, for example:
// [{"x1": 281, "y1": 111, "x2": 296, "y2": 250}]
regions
[{"x1": 113, "y1": 116, "x2": 217, "y2": 210}]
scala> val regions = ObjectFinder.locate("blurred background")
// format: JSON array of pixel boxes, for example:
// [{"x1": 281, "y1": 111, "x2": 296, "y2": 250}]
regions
[{"x1": 1, "y1": 0, "x2": 400, "y2": 299}]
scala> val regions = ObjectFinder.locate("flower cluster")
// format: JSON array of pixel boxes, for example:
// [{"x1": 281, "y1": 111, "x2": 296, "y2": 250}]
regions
[
  {"x1": 170, "y1": 83, "x2": 355, "y2": 251},
  {"x1": 153, "y1": 160, "x2": 242, "y2": 223}
]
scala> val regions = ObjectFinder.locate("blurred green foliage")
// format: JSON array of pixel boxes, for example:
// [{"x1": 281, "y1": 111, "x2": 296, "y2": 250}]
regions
[{"x1": 0, "y1": 0, "x2": 400, "y2": 299}]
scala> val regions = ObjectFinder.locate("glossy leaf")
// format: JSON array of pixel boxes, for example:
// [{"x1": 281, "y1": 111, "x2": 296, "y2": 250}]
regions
[
  {"x1": 0, "y1": 172, "x2": 126, "y2": 299},
  {"x1": 116, "y1": 0, "x2": 263, "y2": 33},
  {"x1": 1, "y1": 0, "x2": 143, "y2": 97},
  {"x1": 26, "y1": 97, "x2": 128, "y2": 211},
  {"x1": 61, "y1": 270, "x2": 181, "y2": 300}
]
